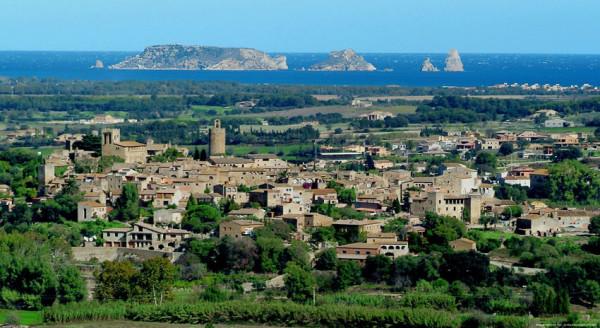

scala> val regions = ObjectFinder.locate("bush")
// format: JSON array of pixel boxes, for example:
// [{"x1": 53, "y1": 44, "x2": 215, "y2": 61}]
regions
[
  {"x1": 400, "y1": 292, "x2": 457, "y2": 311},
  {"x1": 200, "y1": 285, "x2": 229, "y2": 302},
  {"x1": 4, "y1": 311, "x2": 21, "y2": 325}
]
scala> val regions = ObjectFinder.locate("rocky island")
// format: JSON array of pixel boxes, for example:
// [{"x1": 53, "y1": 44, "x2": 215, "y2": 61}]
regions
[
  {"x1": 109, "y1": 44, "x2": 288, "y2": 70},
  {"x1": 91, "y1": 60, "x2": 104, "y2": 69},
  {"x1": 444, "y1": 48, "x2": 464, "y2": 72},
  {"x1": 421, "y1": 58, "x2": 439, "y2": 72},
  {"x1": 309, "y1": 49, "x2": 376, "y2": 71}
]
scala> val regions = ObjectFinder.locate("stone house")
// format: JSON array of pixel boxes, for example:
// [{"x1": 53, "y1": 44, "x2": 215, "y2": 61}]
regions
[
  {"x1": 410, "y1": 191, "x2": 482, "y2": 224},
  {"x1": 544, "y1": 119, "x2": 573, "y2": 128},
  {"x1": 219, "y1": 219, "x2": 264, "y2": 239},
  {"x1": 515, "y1": 215, "x2": 561, "y2": 237},
  {"x1": 249, "y1": 189, "x2": 281, "y2": 207},
  {"x1": 373, "y1": 160, "x2": 394, "y2": 170},
  {"x1": 366, "y1": 232, "x2": 397, "y2": 244},
  {"x1": 336, "y1": 241, "x2": 409, "y2": 264},
  {"x1": 476, "y1": 138, "x2": 501, "y2": 151},
  {"x1": 153, "y1": 208, "x2": 185, "y2": 225},
  {"x1": 332, "y1": 219, "x2": 383, "y2": 235},
  {"x1": 281, "y1": 213, "x2": 334, "y2": 231},
  {"x1": 449, "y1": 238, "x2": 477, "y2": 251},
  {"x1": 312, "y1": 188, "x2": 338, "y2": 205},
  {"x1": 228, "y1": 208, "x2": 267, "y2": 220},
  {"x1": 77, "y1": 201, "x2": 107, "y2": 222},
  {"x1": 102, "y1": 222, "x2": 190, "y2": 251}
]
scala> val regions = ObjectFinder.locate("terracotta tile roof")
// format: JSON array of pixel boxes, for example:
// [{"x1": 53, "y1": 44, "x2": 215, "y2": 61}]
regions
[{"x1": 115, "y1": 141, "x2": 145, "y2": 147}]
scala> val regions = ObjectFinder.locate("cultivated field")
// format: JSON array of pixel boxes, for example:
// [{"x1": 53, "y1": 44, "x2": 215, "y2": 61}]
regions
[{"x1": 240, "y1": 105, "x2": 417, "y2": 118}]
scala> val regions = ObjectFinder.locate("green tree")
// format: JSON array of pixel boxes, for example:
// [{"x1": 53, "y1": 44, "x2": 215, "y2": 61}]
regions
[
  {"x1": 57, "y1": 266, "x2": 87, "y2": 303},
  {"x1": 72, "y1": 134, "x2": 101, "y2": 155},
  {"x1": 334, "y1": 260, "x2": 362, "y2": 291},
  {"x1": 284, "y1": 263, "x2": 316, "y2": 303},
  {"x1": 184, "y1": 205, "x2": 222, "y2": 234},
  {"x1": 94, "y1": 260, "x2": 137, "y2": 301},
  {"x1": 547, "y1": 160, "x2": 600, "y2": 204},
  {"x1": 440, "y1": 251, "x2": 490, "y2": 287},
  {"x1": 255, "y1": 220, "x2": 292, "y2": 240},
  {"x1": 151, "y1": 148, "x2": 184, "y2": 162},
  {"x1": 209, "y1": 236, "x2": 258, "y2": 273},
  {"x1": 552, "y1": 147, "x2": 583, "y2": 163},
  {"x1": 311, "y1": 226, "x2": 336, "y2": 243},
  {"x1": 516, "y1": 139, "x2": 530, "y2": 150},
  {"x1": 422, "y1": 212, "x2": 466, "y2": 249},
  {"x1": 314, "y1": 248, "x2": 337, "y2": 270},
  {"x1": 110, "y1": 183, "x2": 140, "y2": 222},
  {"x1": 530, "y1": 283, "x2": 558, "y2": 315},
  {"x1": 498, "y1": 142, "x2": 514, "y2": 156},
  {"x1": 362, "y1": 255, "x2": 392, "y2": 283},
  {"x1": 40, "y1": 178, "x2": 83, "y2": 222},
  {"x1": 589, "y1": 216, "x2": 600, "y2": 236},
  {"x1": 502, "y1": 206, "x2": 523, "y2": 219},
  {"x1": 193, "y1": 147, "x2": 200, "y2": 160},
  {"x1": 392, "y1": 198, "x2": 402, "y2": 213},
  {"x1": 474, "y1": 152, "x2": 497, "y2": 174},
  {"x1": 338, "y1": 188, "x2": 357, "y2": 203},
  {"x1": 136, "y1": 257, "x2": 177, "y2": 305},
  {"x1": 365, "y1": 154, "x2": 375, "y2": 171},
  {"x1": 256, "y1": 237, "x2": 285, "y2": 273},
  {"x1": 582, "y1": 280, "x2": 600, "y2": 307},
  {"x1": 218, "y1": 198, "x2": 240, "y2": 214},
  {"x1": 494, "y1": 184, "x2": 528, "y2": 203},
  {"x1": 280, "y1": 240, "x2": 311, "y2": 271},
  {"x1": 461, "y1": 208, "x2": 471, "y2": 222}
]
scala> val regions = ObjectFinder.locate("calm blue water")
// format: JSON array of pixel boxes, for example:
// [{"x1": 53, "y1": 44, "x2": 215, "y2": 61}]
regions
[{"x1": 0, "y1": 51, "x2": 599, "y2": 87}]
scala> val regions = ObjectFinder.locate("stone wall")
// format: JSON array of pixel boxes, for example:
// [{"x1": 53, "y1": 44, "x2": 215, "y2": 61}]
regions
[{"x1": 72, "y1": 247, "x2": 183, "y2": 263}]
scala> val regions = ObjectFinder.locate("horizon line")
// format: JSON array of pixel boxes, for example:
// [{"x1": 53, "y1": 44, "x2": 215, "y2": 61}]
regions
[{"x1": 0, "y1": 49, "x2": 600, "y2": 56}]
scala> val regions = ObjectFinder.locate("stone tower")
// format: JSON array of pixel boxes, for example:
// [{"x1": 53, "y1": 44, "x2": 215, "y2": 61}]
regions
[
  {"x1": 101, "y1": 128, "x2": 120, "y2": 157},
  {"x1": 467, "y1": 193, "x2": 482, "y2": 224},
  {"x1": 37, "y1": 164, "x2": 55, "y2": 196},
  {"x1": 209, "y1": 119, "x2": 226, "y2": 156}
]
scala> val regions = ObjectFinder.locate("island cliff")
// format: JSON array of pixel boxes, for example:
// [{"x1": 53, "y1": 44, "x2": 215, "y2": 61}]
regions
[
  {"x1": 109, "y1": 44, "x2": 288, "y2": 70},
  {"x1": 421, "y1": 58, "x2": 439, "y2": 72},
  {"x1": 444, "y1": 48, "x2": 464, "y2": 72},
  {"x1": 91, "y1": 60, "x2": 104, "y2": 69},
  {"x1": 309, "y1": 49, "x2": 376, "y2": 71}
]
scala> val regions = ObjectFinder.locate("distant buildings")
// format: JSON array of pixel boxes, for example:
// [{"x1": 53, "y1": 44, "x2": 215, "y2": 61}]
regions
[{"x1": 544, "y1": 119, "x2": 573, "y2": 128}]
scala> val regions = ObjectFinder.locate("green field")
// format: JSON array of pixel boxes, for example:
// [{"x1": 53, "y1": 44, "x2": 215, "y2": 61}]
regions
[
  {"x1": 238, "y1": 105, "x2": 418, "y2": 119},
  {"x1": 191, "y1": 105, "x2": 232, "y2": 116},
  {"x1": 538, "y1": 126, "x2": 596, "y2": 133},
  {"x1": 186, "y1": 143, "x2": 312, "y2": 157},
  {"x1": 0, "y1": 309, "x2": 42, "y2": 325}
]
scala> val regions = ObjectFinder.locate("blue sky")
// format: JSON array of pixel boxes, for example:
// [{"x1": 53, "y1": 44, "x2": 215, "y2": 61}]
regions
[{"x1": 1, "y1": 0, "x2": 598, "y2": 53}]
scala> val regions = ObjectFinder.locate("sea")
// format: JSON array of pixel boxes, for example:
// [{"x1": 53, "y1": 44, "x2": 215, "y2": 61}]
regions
[{"x1": 0, "y1": 51, "x2": 600, "y2": 87}]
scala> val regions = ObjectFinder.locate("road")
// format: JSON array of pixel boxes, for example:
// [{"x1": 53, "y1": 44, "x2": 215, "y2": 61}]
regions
[{"x1": 490, "y1": 260, "x2": 546, "y2": 275}]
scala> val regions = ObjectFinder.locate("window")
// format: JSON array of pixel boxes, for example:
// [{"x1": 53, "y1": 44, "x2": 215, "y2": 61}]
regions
[
  {"x1": 342, "y1": 250, "x2": 347, "y2": 254},
  {"x1": 355, "y1": 251, "x2": 360, "y2": 254},
  {"x1": 366, "y1": 251, "x2": 371, "y2": 255}
]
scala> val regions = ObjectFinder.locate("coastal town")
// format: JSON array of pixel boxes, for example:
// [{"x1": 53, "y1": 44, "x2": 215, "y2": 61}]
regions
[
  {"x1": 10, "y1": 108, "x2": 593, "y2": 265},
  {"x1": 1, "y1": 83, "x2": 600, "y2": 328}
]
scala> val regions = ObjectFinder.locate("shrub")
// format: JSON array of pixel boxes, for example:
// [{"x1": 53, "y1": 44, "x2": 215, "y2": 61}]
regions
[
  {"x1": 4, "y1": 311, "x2": 21, "y2": 325},
  {"x1": 200, "y1": 285, "x2": 228, "y2": 302}
]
